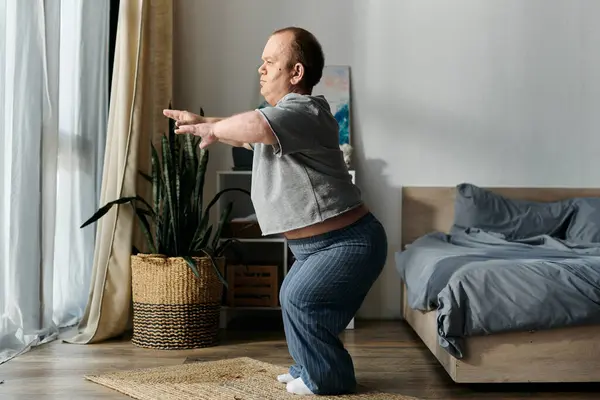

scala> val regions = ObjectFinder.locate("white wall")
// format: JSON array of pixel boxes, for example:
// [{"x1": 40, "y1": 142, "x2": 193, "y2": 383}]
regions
[{"x1": 173, "y1": 0, "x2": 600, "y2": 319}]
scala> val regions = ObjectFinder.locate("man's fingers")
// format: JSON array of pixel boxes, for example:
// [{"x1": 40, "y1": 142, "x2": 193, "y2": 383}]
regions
[
  {"x1": 199, "y1": 134, "x2": 217, "y2": 149},
  {"x1": 174, "y1": 125, "x2": 195, "y2": 135},
  {"x1": 199, "y1": 138, "x2": 214, "y2": 149},
  {"x1": 163, "y1": 109, "x2": 183, "y2": 120},
  {"x1": 176, "y1": 119, "x2": 194, "y2": 127}
]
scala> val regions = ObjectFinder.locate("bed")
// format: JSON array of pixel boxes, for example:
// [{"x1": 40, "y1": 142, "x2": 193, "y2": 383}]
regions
[{"x1": 396, "y1": 184, "x2": 600, "y2": 383}]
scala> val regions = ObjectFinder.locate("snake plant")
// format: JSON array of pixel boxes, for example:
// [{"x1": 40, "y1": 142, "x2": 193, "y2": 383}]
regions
[{"x1": 80, "y1": 109, "x2": 249, "y2": 288}]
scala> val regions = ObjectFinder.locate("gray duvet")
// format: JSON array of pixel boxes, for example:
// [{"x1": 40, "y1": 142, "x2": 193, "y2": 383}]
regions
[{"x1": 395, "y1": 229, "x2": 600, "y2": 359}]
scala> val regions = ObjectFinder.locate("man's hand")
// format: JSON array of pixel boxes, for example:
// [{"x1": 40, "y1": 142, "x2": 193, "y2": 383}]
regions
[
  {"x1": 164, "y1": 108, "x2": 220, "y2": 149},
  {"x1": 163, "y1": 109, "x2": 205, "y2": 127},
  {"x1": 163, "y1": 108, "x2": 260, "y2": 151},
  {"x1": 174, "y1": 123, "x2": 218, "y2": 149}
]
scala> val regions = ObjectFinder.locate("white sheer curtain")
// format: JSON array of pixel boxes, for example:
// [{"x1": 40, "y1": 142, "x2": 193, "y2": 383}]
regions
[{"x1": 0, "y1": 0, "x2": 108, "y2": 364}]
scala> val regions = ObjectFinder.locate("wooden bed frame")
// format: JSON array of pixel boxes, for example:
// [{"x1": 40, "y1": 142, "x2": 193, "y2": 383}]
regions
[{"x1": 400, "y1": 186, "x2": 600, "y2": 383}]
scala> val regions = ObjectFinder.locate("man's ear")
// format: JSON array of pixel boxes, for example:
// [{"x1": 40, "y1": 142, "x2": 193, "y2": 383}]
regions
[{"x1": 290, "y1": 63, "x2": 305, "y2": 86}]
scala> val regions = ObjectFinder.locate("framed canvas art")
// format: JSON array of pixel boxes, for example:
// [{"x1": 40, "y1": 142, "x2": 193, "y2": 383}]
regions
[{"x1": 312, "y1": 65, "x2": 351, "y2": 145}]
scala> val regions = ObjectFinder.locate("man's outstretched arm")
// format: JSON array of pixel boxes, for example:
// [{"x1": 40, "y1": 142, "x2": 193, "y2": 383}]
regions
[
  {"x1": 171, "y1": 110, "x2": 276, "y2": 150},
  {"x1": 163, "y1": 109, "x2": 255, "y2": 150},
  {"x1": 211, "y1": 111, "x2": 277, "y2": 146}
]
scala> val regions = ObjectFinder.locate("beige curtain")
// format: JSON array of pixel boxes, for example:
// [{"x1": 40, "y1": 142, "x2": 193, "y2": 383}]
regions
[{"x1": 66, "y1": 0, "x2": 173, "y2": 344}]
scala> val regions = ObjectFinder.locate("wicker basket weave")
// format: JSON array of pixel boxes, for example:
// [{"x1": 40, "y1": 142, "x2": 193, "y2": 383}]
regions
[{"x1": 130, "y1": 254, "x2": 224, "y2": 350}]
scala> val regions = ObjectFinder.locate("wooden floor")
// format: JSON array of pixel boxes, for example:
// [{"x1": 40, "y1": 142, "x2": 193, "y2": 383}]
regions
[{"x1": 0, "y1": 318, "x2": 598, "y2": 399}]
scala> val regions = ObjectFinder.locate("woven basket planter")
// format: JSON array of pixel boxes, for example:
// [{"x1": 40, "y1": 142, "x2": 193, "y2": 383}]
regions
[{"x1": 130, "y1": 254, "x2": 225, "y2": 350}]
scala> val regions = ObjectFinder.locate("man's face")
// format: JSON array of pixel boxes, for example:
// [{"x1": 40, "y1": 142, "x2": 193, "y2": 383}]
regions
[{"x1": 258, "y1": 32, "x2": 298, "y2": 105}]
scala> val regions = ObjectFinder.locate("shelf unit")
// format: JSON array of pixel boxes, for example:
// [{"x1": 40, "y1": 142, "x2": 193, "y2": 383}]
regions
[{"x1": 216, "y1": 169, "x2": 356, "y2": 330}]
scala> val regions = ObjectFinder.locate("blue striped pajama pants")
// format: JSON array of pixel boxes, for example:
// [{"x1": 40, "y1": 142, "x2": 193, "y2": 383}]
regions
[{"x1": 280, "y1": 212, "x2": 388, "y2": 395}]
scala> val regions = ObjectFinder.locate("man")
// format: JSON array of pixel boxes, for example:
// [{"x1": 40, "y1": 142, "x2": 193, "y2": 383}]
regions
[{"x1": 164, "y1": 27, "x2": 387, "y2": 396}]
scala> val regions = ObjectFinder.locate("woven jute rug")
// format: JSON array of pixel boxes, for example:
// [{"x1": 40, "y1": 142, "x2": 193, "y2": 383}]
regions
[{"x1": 85, "y1": 357, "x2": 420, "y2": 399}]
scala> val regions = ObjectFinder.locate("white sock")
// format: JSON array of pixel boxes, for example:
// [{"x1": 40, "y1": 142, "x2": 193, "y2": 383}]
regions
[
  {"x1": 286, "y1": 377, "x2": 314, "y2": 395},
  {"x1": 277, "y1": 373, "x2": 294, "y2": 384}
]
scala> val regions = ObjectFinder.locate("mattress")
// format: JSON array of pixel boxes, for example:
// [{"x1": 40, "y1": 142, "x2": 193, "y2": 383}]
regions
[{"x1": 395, "y1": 229, "x2": 600, "y2": 358}]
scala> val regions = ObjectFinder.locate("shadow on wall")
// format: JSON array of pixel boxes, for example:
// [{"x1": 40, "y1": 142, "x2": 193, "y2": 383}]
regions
[{"x1": 353, "y1": 156, "x2": 403, "y2": 320}]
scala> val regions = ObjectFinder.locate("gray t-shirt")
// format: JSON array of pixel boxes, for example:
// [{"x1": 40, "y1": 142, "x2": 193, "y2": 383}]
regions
[{"x1": 250, "y1": 92, "x2": 362, "y2": 236}]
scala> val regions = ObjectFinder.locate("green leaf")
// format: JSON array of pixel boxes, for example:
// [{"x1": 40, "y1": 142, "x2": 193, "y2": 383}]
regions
[
  {"x1": 150, "y1": 143, "x2": 162, "y2": 250},
  {"x1": 193, "y1": 147, "x2": 209, "y2": 223},
  {"x1": 80, "y1": 196, "x2": 137, "y2": 228},
  {"x1": 168, "y1": 109, "x2": 176, "y2": 149},
  {"x1": 212, "y1": 201, "x2": 233, "y2": 250},
  {"x1": 201, "y1": 188, "x2": 251, "y2": 225},
  {"x1": 183, "y1": 134, "x2": 196, "y2": 173},
  {"x1": 138, "y1": 170, "x2": 152, "y2": 183},
  {"x1": 158, "y1": 184, "x2": 169, "y2": 254},
  {"x1": 161, "y1": 135, "x2": 178, "y2": 253},
  {"x1": 192, "y1": 225, "x2": 212, "y2": 252},
  {"x1": 198, "y1": 248, "x2": 228, "y2": 288},
  {"x1": 183, "y1": 254, "x2": 226, "y2": 289},
  {"x1": 172, "y1": 130, "x2": 181, "y2": 211},
  {"x1": 136, "y1": 207, "x2": 155, "y2": 219},
  {"x1": 134, "y1": 195, "x2": 156, "y2": 218},
  {"x1": 150, "y1": 143, "x2": 162, "y2": 213},
  {"x1": 132, "y1": 205, "x2": 157, "y2": 254},
  {"x1": 191, "y1": 188, "x2": 250, "y2": 254},
  {"x1": 182, "y1": 256, "x2": 200, "y2": 279},
  {"x1": 193, "y1": 211, "x2": 211, "y2": 248},
  {"x1": 215, "y1": 238, "x2": 243, "y2": 258}
]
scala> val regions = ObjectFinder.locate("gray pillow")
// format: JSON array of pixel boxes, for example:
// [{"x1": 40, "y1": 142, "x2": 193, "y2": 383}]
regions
[
  {"x1": 451, "y1": 183, "x2": 575, "y2": 240},
  {"x1": 565, "y1": 198, "x2": 600, "y2": 244}
]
